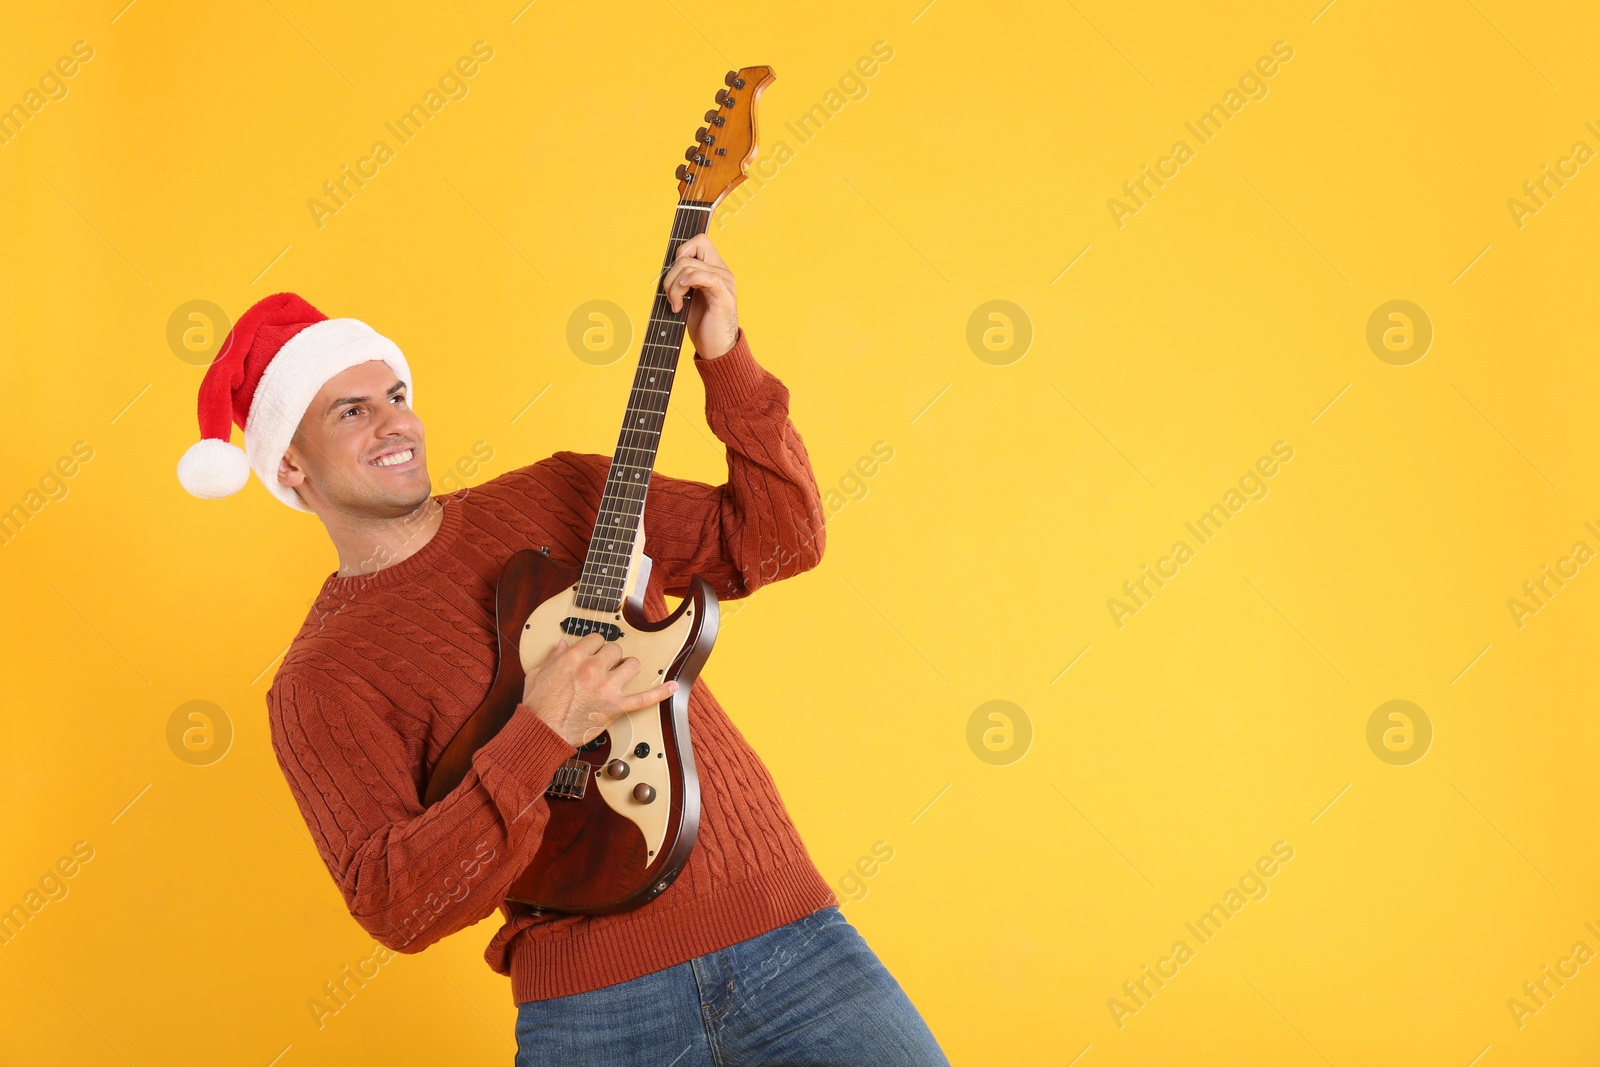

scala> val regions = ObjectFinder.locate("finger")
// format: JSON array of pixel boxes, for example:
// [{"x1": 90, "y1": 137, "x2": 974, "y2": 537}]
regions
[
  {"x1": 529, "y1": 636, "x2": 571, "y2": 671},
  {"x1": 608, "y1": 655, "x2": 643, "y2": 681},
  {"x1": 573, "y1": 631, "x2": 607, "y2": 657},
  {"x1": 620, "y1": 680, "x2": 679, "y2": 712},
  {"x1": 676, "y1": 234, "x2": 726, "y2": 268},
  {"x1": 670, "y1": 268, "x2": 732, "y2": 311},
  {"x1": 663, "y1": 260, "x2": 731, "y2": 296}
]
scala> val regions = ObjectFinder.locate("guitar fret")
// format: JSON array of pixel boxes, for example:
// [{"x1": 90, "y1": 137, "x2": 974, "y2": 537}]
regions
[{"x1": 576, "y1": 197, "x2": 713, "y2": 596}]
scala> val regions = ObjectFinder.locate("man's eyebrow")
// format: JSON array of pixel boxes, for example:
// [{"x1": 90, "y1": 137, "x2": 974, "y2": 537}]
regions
[{"x1": 325, "y1": 381, "x2": 405, "y2": 414}]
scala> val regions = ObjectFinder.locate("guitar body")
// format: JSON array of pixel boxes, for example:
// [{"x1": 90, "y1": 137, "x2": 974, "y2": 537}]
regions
[
  {"x1": 422, "y1": 62, "x2": 773, "y2": 916},
  {"x1": 426, "y1": 543, "x2": 719, "y2": 914}
]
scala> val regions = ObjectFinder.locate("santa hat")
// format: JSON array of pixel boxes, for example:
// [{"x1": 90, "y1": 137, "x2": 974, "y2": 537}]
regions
[{"x1": 177, "y1": 292, "x2": 412, "y2": 512}]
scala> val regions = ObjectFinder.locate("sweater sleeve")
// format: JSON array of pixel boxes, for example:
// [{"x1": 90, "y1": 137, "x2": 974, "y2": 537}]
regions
[
  {"x1": 268, "y1": 676, "x2": 576, "y2": 954},
  {"x1": 638, "y1": 327, "x2": 827, "y2": 599}
]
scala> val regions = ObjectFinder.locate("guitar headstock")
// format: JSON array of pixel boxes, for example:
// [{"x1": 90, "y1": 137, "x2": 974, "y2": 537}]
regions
[{"x1": 676, "y1": 66, "x2": 776, "y2": 207}]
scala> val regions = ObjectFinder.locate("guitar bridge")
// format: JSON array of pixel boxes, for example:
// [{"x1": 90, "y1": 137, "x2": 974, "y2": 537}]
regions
[{"x1": 546, "y1": 758, "x2": 591, "y2": 800}]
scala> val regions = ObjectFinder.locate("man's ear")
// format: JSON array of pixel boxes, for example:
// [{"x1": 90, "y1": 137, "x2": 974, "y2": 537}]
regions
[{"x1": 278, "y1": 442, "x2": 308, "y2": 489}]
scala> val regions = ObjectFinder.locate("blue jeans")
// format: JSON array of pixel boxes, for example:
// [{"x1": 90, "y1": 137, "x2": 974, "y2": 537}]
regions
[{"x1": 514, "y1": 906, "x2": 949, "y2": 1066}]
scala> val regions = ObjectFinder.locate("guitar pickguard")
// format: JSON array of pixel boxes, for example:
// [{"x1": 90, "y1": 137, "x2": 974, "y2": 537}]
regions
[{"x1": 518, "y1": 523, "x2": 692, "y2": 861}]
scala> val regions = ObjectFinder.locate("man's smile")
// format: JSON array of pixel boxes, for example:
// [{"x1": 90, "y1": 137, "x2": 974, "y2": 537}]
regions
[{"x1": 370, "y1": 445, "x2": 419, "y2": 470}]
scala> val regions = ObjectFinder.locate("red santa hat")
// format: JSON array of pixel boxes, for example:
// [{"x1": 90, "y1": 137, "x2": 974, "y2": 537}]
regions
[{"x1": 176, "y1": 292, "x2": 412, "y2": 512}]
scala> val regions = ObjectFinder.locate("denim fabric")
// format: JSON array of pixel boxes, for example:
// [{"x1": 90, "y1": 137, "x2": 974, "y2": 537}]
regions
[{"x1": 514, "y1": 905, "x2": 949, "y2": 1066}]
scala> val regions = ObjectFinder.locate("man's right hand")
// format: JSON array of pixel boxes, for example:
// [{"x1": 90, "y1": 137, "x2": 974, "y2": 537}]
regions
[{"x1": 520, "y1": 631, "x2": 679, "y2": 748}]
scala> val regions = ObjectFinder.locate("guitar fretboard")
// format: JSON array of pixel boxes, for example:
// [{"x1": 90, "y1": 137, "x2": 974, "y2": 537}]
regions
[{"x1": 575, "y1": 201, "x2": 714, "y2": 612}]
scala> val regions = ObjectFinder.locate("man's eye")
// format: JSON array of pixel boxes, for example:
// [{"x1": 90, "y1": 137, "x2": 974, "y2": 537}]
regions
[
  {"x1": 390, "y1": 394, "x2": 406, "y2": 405},
  {"x1": 342, "y1": 407, "x2": 361, "y2": 418}
]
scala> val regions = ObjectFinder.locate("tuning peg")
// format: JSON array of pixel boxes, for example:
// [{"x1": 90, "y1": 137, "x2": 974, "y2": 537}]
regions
[
  {"x1": 695, "y1": 126, "x2": 714, "y2": 145},
  {"x1": 684, "y1": 145, "x2": 706, "y2": 163},
  {"x1": 675, "y1": 164, "x2": 695, "y2": 183},
  {"x1": 724, "y1": 70, "x2": 745, "y2": 89},
  {"x1": 715, "y1": 88, "x2": 733, "y2": 107},
  {"x1": 703, "y1": 110, "x2": 725, "y2": 127}
]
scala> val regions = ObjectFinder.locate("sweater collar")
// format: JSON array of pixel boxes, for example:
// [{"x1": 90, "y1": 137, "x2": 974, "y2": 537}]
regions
[{"x1": 317, "y1": 491, "x2": 465, "y2": 598}]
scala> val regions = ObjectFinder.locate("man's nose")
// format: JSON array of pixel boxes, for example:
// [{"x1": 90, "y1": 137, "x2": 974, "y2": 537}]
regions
[{"x1": 375, "y1": 401, "x2": 418, "y2": 438}]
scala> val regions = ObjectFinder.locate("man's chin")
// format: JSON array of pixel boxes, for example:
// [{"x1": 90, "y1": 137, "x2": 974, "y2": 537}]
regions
[
  {"x1": 386, "y1": 479, "x2": 436, "y2": 514},
  {"x1": 319, "y1": 477, "x2": 434, "y2": 519}
]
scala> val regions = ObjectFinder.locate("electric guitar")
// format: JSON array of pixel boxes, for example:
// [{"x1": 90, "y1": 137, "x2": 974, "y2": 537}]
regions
[{"x1": 422, "y1": 65, "x2": 777, "y2": 916}]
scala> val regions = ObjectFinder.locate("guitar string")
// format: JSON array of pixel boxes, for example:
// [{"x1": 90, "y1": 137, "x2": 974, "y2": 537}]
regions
[{"x1": 579, "y1": 144, "x2": 711, "y2": 609}]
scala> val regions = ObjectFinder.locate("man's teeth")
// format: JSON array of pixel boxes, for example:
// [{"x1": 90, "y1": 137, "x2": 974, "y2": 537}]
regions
[{"x1": 374, "y1": 449, "x2": 413, "y2": 467}]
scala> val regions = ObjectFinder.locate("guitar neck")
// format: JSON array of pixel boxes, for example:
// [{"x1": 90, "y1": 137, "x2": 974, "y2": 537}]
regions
[{"x1": 574, "y1": 201, "x2": 714, "y2": 612}]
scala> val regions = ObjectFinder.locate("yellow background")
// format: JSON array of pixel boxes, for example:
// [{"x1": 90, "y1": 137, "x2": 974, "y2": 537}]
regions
[{"x1": 2, "y1": 0, "x2": 1597, "y2": 1064}]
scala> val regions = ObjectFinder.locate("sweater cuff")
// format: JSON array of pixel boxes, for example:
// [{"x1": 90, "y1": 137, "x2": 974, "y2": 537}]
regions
[
  {"x1": 470, "y1": 706, "x2": 576, "y2": 822},
  {"x1": 694, "y1": 327, "x2": 766, "y2": 407}
]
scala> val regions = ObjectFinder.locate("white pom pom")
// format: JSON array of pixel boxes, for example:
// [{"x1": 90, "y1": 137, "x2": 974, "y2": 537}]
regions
[{"x1": 178, "y1": 439, "x2": 251, "y2": 499}]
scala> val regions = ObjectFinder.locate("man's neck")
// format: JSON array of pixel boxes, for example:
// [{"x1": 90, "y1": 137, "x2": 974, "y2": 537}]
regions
[{"x1": 324, "y1": 496, "x2": 446, "y2": 577}]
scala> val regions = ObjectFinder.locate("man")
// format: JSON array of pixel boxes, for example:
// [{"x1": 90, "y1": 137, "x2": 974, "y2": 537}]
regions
[{"x1": 176, "y1": 236, "x2": 950, "y2": 1065}]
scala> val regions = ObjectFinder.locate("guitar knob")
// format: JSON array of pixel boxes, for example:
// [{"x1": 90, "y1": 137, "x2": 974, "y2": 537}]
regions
[
  {"x1": 675, "y1": 164, "x2": 695, "y2": 183},
  {"x1": 633, "y1": 783, "x2": 656, "y2": 803},
  {"x1": 703, "y1": 110, "x2": 725, "y2": 126},
  {"x1": 723, "y1": 70, "x2": 745, "y2": 89},
  {"x1": 715, "y1": 88, "x2": 732, "y2": 107},
  {"x1": 685, "y1": 145, "x2": 700, "y2": 162},
  {"x1": 695, "y1": 127, "x2": 714, "y2": 145},
  {"x1": 604, "y1": 759, "x2": 630, "y2": 780}
]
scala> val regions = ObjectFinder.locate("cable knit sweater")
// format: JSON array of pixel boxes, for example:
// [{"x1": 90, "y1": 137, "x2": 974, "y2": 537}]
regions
[{"x1": 266, "y1": 329, "x2": 837, "y2": 1002}]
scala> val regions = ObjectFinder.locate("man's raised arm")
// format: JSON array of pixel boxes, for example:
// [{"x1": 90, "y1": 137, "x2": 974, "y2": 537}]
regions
[
  {"x1": 644, "y1": 328, "x2": 826, "y2": 597},
  {"x1": 544, "y1": 327, "x2": 826, "y2": 600}
]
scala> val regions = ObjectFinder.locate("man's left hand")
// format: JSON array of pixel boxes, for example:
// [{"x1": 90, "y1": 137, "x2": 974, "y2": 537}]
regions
[{"x1": 662, "y1": 234, "x2": 739, "y2": 359}]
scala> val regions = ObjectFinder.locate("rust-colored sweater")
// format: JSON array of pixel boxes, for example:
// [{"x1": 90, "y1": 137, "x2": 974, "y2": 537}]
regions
[{"x1": 267, "y1": 329, "x2": 837, "y2": 1002}]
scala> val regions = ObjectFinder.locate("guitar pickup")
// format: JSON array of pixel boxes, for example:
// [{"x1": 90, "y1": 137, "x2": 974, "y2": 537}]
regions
[
  {"x1": 545, "y1": 759, "x2": 591, "y2": 800},
  {"x1": 561, "y1": 617, "x2": 622, "y2": 641}
]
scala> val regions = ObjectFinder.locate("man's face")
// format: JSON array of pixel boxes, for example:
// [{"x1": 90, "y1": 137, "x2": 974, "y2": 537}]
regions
[{"x1": 278, "y1": 360, "x2": 431, "y2": 517}]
